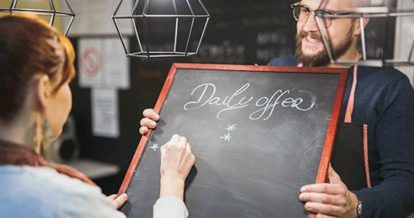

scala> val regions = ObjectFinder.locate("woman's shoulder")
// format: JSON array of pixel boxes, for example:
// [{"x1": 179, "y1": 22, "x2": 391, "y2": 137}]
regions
[
  {"x1": 0, "y1": 165, "x2": 124, "y2": 218},
  {"x1": 0, "y1": 165, "x2": 98, "y2": 193}
]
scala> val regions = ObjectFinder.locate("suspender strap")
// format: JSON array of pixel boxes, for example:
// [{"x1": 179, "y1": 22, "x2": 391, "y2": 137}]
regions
[
  {"x1": 343, "y1": 65, "x2": 372, "y2": 188},
  {"x1": 363, "y1": 124, "x2": 372, "y2": 188},
  {"x1": 345, "y1": 65, "x2": 358, "y2": 123}
]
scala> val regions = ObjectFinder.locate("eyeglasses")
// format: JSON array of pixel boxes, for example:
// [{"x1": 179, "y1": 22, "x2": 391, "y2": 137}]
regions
[{"x1": 290, "y1": 2, "x2": 353, "y2": 28}]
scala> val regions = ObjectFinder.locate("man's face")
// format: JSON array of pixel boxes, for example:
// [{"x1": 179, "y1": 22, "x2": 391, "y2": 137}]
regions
[{"x1": 295, "y1": 0, "x2": 356, "y2": 66}]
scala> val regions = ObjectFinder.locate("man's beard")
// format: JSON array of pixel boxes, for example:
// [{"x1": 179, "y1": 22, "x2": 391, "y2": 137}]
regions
[{"x1": 295, "y1": 30, "x2": 353, "y2": 67}]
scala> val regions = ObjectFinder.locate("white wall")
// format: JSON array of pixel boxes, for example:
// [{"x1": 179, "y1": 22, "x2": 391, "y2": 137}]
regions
[{"x1": 394, "y1": 0, "x2": 414, "y2": 87}]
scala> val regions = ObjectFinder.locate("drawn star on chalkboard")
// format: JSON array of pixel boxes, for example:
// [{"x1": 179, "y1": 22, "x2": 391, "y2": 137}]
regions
[
  {"x1": 150, "y1": 144, "x2": 159, "y2": 151},
  {"x1": 225, "y1": 124, "x2": 237, "y2": 131},
  {"x1": 220, "y1": 133, "x2": 232, "y2": 142}
]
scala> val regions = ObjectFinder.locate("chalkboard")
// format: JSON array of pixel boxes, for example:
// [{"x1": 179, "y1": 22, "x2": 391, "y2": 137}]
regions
[{"x1": 119, "y1": 63, "x2": 348, "y2": 218}]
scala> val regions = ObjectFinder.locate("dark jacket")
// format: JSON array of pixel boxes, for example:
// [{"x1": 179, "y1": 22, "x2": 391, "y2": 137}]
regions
[{"x1": 269, "y1": 56, "x2": 414, "y2": 218}]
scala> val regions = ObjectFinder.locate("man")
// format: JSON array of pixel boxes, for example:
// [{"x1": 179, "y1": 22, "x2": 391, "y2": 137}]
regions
[
  {"x1": 268, "y1": 0, "x2": 414, "y2": 217},
  {"x1": 140, "y1": 0, "x2": 414, "y2": 217}
]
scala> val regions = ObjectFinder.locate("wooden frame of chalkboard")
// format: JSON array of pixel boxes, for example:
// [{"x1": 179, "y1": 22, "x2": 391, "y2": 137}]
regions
[{"x1": 118, "y1": 63, "x2": 348, "y2": 217}]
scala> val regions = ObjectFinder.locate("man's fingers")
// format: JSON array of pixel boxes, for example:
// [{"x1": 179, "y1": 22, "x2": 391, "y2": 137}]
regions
[
  {"x1": 300, "y1": 184, "x2": 345, "y2": 195},
  {"x1": 140, "y1": 118, "x2": 157, "y2": 128},
  {"x1": 139, "y1": 126, "x2": 148, "y2": 135},
  {"x1": 143, "y1": 108, "x2": 159, "y2": 121},
  {"x1": 316, "y1": 214, "x2": 336, "y2": 218},
  {"x1": 328, "y1": 165, "x2": 344, "y2": 185},
  {"x1": 304, "y1": 202, "x2": 342, "y2": 216},
  {"x1": 139, "y1": 108, "x2": 159, "y2": 135},
  {"x1": 299, "y1": 192, "x2": 346, "y2": 206},
  {"x1": 301, "y1": 166, "x2": 357, "y2": 217}
]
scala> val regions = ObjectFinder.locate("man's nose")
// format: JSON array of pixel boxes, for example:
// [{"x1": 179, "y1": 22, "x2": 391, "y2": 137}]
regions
[{"x1": 302, "y1": 13, "x2": 319, "y2": 32}]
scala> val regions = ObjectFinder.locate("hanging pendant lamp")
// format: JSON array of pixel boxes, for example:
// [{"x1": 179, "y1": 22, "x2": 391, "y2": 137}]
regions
[
  {"x1": 112, "y1": 0, "x2": 210, "y2": 58},
  {"x1": 0, "y1": 0, "x2": 75, "y2": 35}
]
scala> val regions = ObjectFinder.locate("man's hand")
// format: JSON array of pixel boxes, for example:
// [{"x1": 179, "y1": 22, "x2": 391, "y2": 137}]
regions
[
  {"x1": 299, "y1": 166, "x2": 359, "y2": 218},
  {"x1": 139, "y1": 108, "x2": 159, "y2": 135},
  {"x1": 107, "y1": 193, "x2": 128, "y2": 209},
  {"x1": 159, "y1": 134, "x2": 196, "y2": 200}
]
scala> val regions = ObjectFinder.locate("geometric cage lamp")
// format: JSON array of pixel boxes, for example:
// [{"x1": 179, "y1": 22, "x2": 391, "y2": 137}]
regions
[
  {"x1": 0, "y1": 0, "x2": 75, "y2": 35},
  {"x1": 112, "y1": 0, "x2": 210, "y2": 58},
  {"x1": 315, "y1": 5, "x2": 414, "y2": 67}
]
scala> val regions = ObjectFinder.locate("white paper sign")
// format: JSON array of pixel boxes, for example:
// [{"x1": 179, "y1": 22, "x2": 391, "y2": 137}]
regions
[
  {"x1": 79, "y1": 38, "x2": 130, "y2": 89},
  {"x1": 91, "y1": 88, "x2": 120, "y2": 138}
]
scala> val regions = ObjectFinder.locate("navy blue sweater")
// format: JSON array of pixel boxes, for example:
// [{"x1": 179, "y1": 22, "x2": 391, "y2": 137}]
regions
[{"x1": 269, "y1": 56, "x2": 414, "y2": 218}]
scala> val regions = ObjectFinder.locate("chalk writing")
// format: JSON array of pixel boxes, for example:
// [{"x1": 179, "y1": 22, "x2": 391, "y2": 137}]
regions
[
  {"x1": 183, "y1": 83, "x2": 317, "y2": 120},
  {"x1": 226, "y1": 124, "x2": 237, "y2": 131},
  {"x1": 220, "y1": 132, "x2": 232, "y2": 142},
  {"x1": 250, "y1": 90, "x2": 316, "y2": 120},
  {"x1": 150, "y1": 144, "x2": 159, "y2": 151}
]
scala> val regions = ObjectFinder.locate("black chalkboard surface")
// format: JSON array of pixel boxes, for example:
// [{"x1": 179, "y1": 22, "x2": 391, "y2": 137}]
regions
[{"x1": 119, "y1": 63, "x2": 348, "y2": 218}]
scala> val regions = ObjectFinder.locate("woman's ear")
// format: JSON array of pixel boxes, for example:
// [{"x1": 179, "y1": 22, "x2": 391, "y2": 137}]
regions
[
  {"x1": 33, "y1": 75, "x2": 52, "y2": 110},
  {"x1": 353, "y1": 15, "x2": 370, "y2": 36}
]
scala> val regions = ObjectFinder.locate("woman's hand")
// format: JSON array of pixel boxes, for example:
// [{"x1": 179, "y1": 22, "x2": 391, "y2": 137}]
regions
[
  {"x1": 107, "y1": 193, "x2": 128, "y2": 209},
  {"x1": 159, "y1": 134, "x2": 196, "y2": 200}
]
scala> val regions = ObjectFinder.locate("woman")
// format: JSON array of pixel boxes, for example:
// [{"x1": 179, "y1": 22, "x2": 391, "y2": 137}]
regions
[{"x1": 0, "y1": 14, "x2": 194, "y2": 218}]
